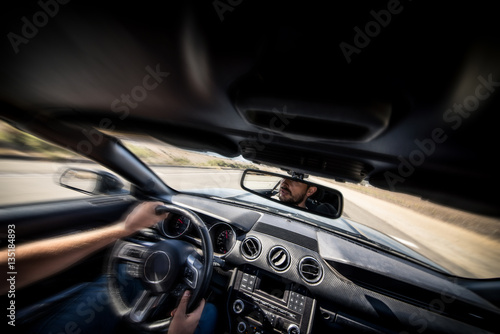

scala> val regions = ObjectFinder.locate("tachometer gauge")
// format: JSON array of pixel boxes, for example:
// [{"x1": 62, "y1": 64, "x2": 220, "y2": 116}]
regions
[
  {"x1": 160, "y1": 215, "x2": 191, "y2": 238},
  {"x1": 216, "y1": 229, "x2": 235, "y2": 254},
  {"x1": 209, "y1": 223, "x2": 236, "y2": 255}
]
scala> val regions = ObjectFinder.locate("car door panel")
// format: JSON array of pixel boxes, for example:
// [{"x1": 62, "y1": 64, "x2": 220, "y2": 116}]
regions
[{"x1": 0, "y1": 195, "x2": 138, "y2": 311}]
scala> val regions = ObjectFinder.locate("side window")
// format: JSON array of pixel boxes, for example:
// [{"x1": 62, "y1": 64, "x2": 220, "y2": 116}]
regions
[{"x1": 0, "y1": 120, "x2": 129, "y2": 206}]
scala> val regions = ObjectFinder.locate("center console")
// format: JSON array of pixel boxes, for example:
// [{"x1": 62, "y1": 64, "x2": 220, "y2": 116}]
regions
[{"x1": 228, "y1": 265, "x2": 316, "y2": 334}]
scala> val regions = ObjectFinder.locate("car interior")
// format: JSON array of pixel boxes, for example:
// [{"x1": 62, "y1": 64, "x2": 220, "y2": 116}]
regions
[{"x1": 1, "y1": 0, "x2": 499, "y2": 333}]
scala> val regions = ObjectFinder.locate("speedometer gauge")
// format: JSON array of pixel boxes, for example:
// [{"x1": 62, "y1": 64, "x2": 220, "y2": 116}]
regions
[
  {"x1": 160, "y1": 215, "x2": 191, "y2": 238},
  {"x1": 209, "y1": 223, "x2": 236, "y2": 255}
]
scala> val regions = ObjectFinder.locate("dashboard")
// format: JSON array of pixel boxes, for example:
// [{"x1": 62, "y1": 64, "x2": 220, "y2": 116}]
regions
[{"x1": 148, "y1": 194, "x2": 498, "y2": 334}]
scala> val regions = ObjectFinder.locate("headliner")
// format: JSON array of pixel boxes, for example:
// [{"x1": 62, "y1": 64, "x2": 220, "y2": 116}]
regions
[{"x1": 1, "y1": 0, "x2": 499, "y2": 216}]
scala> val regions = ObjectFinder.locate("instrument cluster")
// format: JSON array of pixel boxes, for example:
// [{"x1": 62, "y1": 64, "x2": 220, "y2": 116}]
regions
[{"x1": 157, "y1": 214, "x2": 237, "y2": 256}]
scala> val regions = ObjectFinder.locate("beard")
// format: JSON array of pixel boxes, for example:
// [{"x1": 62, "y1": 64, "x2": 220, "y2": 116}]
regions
[{"x1": 279, "y1": 187, "x2": 307, "y2": 206}]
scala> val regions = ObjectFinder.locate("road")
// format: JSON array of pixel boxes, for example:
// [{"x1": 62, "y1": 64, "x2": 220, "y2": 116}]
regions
[{"x1": 1, "y1": 159, "x2": 499, "y2": 278}]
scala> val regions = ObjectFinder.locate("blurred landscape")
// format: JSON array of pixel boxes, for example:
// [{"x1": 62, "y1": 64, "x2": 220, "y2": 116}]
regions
[
  {"x1": 335, "y1": 180, "x2": 500, "y2": 240},
  {"x1": 0, "y1": 121, "x2": 256, "y2": 169}
]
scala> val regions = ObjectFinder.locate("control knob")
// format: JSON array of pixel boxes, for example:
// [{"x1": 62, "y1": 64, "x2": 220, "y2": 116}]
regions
[
  {"x1": 288, "y1": 324, "x2": 300, "y2": 334},
  {"x1": 237, "y1": 321, "x2": 247, "y2": 333},
  {"x1": 233, "y1": 299, "x2": 245, "y2": 314}
]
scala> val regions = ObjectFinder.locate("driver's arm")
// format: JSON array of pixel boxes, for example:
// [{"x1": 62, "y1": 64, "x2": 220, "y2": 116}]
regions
[{"x1": 0, "y1": 201, "x2": 168, "y2": 295}]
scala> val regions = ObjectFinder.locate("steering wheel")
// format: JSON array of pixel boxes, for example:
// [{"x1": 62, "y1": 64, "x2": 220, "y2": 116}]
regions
[{"x1": 106, "y1": 204, "x2": 213, "y2": 332}]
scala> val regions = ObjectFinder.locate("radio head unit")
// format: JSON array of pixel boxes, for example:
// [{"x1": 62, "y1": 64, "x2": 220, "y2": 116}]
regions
[{"x1": 228, "y1": 265, "x2": 316, "y2": 334}]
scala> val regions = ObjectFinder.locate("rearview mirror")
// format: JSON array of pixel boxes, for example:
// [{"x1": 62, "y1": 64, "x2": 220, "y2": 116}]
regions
[
  {"x1": 59, "y1": 168, "x2": 126, "y2": 195},
  {"x1": 241, "y1": 169, "x2": 343, "y2": 219}
]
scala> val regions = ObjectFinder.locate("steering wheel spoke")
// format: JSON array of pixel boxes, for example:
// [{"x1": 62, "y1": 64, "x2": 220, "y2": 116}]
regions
[
  {"x1": 128, "y1": 289, "x2": 167, "y2": 323},
  {"x1": 184, "y1": 253, "x2": 203, "y2": 289},
  {"x1": 116, "y1": 242, "x2": 148, "y2": 263}
]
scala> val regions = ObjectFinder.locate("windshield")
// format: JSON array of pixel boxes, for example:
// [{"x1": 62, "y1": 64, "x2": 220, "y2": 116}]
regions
[
  {"x1": 1, "y1": 121, "x2": 498, "y2": 280},
  {"x1": 115, "y1": 135, "x2": 500, "y2": 280}
]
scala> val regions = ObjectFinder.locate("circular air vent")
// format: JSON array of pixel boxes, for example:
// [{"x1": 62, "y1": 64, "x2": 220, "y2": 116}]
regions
[
  {"x1": 240, "y1": 237, "x2": 262, "y2": 260},
  {"x1": 267, "y1": 246, "x2": 291, "y2": 271},
  {"x1": 298, "y1": 256, "x2": 323, "y2": 284}
]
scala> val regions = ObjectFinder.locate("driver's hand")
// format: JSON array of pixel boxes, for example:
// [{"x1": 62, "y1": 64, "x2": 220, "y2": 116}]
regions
[
  {"x1": 169, "y1": 290, "x2": 205, "y2": 334},
  {"x1": 121, "y1": 201, "x2": 169, "y2": 235}
]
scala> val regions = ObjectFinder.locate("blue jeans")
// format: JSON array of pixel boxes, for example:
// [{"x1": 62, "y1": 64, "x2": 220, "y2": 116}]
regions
[{"x1": 22, "y1": 274, "x2": 217, "y2": 334}]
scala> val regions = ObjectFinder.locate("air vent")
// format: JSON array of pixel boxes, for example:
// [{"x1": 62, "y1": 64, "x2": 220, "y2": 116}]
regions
[
  {"x1": 268, "y1": 246, "x2": 291, "y2": 271},
  {"x1": 240, "y1": 237, "x2": 262, "y2": 260},
  {"x1": 298, "y1": 256, "x2": 323, "y2": 284}
]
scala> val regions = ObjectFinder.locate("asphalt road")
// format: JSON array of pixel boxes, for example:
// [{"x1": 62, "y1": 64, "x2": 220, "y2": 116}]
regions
[{"x1": 1, "y1": 159, "x2": 499, "y2": 278}]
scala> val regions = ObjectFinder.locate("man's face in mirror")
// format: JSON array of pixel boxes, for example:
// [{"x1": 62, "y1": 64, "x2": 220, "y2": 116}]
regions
[{"x1": 278, "y1": 178, "x2": 317, "y2": 208}]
